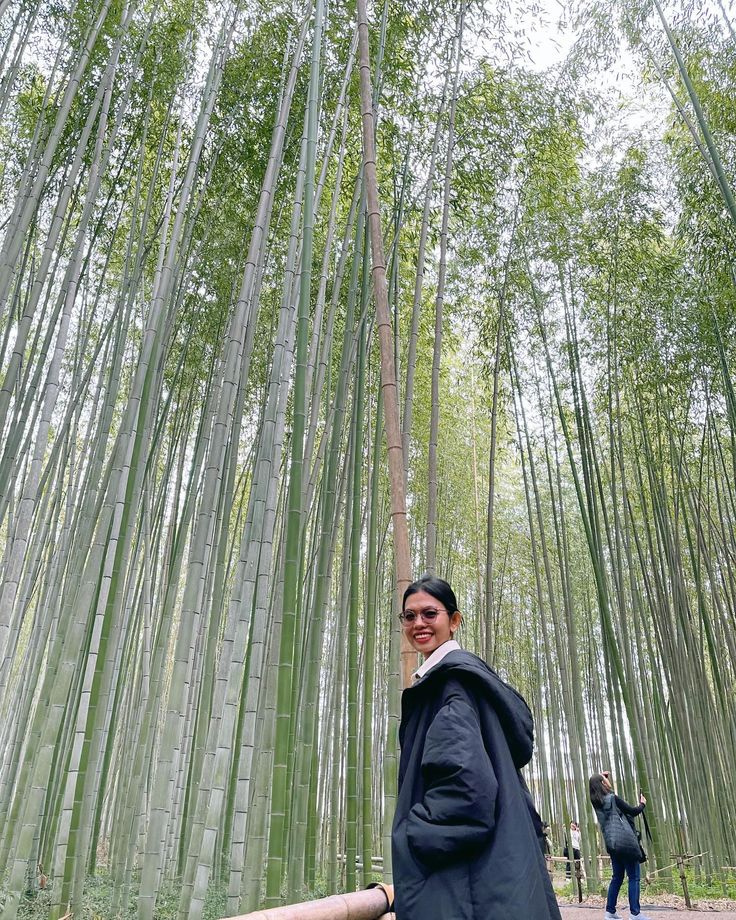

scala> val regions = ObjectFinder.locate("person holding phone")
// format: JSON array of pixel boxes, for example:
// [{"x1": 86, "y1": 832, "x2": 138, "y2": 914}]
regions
[
  {"x1": 590, "y1": 771, "x2": 650, "y2": 920},
  {"x1": 391, "y1": 575, "x2": 561, "y2": 920}
]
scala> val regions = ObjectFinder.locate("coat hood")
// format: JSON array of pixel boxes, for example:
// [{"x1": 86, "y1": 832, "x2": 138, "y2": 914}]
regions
[{"x1": 411, "y1": 649, "x2": 534, "y2": 768}]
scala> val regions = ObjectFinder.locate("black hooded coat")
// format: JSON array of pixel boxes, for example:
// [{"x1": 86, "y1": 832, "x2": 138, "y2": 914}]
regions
[{"x1": 391, "y1": 649, "x2": 561, "y2": 920}]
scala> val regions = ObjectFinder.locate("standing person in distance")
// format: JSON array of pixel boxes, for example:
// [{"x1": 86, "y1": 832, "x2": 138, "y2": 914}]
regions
[
  {"x1": 590, "y1": 771, "x2": 650, "y2": 920},
  {"x1": 571, "y1": 821, "x2": 583, "y2": 878},
  {"x1": 565, "y1": 821, "x2": 582, "y2": 879},
  {"x1": 541, "y1": 821, "x2": 553, "y2": 857},
  {"x1": 391, "y1": 575, "x2": 561, "y2": 920}
]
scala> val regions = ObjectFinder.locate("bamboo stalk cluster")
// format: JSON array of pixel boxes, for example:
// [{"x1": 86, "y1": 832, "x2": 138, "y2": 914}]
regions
[{"x1": 0, "y1": 0, "x2": 734, "y2": 918}]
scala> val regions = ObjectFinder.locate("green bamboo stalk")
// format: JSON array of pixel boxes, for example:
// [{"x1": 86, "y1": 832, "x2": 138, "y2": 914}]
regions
[
  {"x1": 265, "y1": 0, "x2": 324, "y2": 903},
  {"x1": 427, "y1": 7, "x2": 463, "y2": 573}
]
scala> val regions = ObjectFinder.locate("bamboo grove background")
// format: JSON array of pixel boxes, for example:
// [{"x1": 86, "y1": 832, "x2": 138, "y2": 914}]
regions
[{"x1": 0, "y1": 0, "x2": 735, "y2": 916}]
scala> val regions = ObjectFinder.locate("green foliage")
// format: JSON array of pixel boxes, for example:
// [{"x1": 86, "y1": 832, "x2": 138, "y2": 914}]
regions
[
  {"x1": 9, "y1": 872, "x2": 229, "y2": 920},
  {"x1": 640, "y1": 869, "x2": 736, "y2": 902}
]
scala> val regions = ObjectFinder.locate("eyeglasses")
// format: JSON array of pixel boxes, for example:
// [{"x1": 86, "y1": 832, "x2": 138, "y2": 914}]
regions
[{"x1": 399, "y1": 607, "x2": 446, "y2": 626}]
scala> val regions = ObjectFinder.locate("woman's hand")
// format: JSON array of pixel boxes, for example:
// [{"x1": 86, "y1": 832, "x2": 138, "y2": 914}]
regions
[{"x1": 639, "y1": 793, "x2": 647, "y2": 806}]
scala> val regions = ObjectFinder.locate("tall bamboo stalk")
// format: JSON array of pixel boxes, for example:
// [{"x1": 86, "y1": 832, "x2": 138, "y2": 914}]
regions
[{"x1": 356, "y1": 0, "x2": 413, "y2": 686}]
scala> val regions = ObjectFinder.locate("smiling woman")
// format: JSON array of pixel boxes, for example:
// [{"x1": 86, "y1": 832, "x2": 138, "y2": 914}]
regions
[
  {"x1": 400, "y1": 581, "x2": 461, "y2": 657},
  {"x1": 391, "y1": 575, "x2": 561, "y2": 920}
]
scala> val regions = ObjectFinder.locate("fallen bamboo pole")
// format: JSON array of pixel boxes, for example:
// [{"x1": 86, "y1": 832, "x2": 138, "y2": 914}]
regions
[{"x1": 225, "y1": 885, "x2": 393, "y2": 920}]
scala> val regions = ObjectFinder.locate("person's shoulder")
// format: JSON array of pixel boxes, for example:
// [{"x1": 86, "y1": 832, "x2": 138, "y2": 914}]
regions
[
  {"x1": 421, "y1": 650, "x2": 490, "y2": 694},
  {"x1": 439, "y1": 648, "x2": 491, "y2": 676},
  {"x1": 428, "y1": 650, "x2": 535, "y2": 764},
  {"x1": 413, "y1": 649, "x2": 485, "y2": 685},
  {"x1": 414, "y1": 652, "x2": 484, "y2": 703}
]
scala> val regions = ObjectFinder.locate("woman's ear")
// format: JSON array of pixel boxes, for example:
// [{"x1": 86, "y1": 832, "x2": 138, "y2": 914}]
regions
[{"x1": 450, "y1": 611, "x2": 462, "y2": 635}]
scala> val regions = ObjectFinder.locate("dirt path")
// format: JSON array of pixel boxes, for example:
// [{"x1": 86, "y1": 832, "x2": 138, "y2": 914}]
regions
[{"x1": 560, "y1": 906, "x2": 736, "y2": 918}]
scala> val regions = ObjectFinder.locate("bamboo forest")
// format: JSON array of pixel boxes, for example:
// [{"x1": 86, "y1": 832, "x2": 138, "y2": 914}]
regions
[{"x1": 0, "y1": 0, "x2": 735, "y2": 917}]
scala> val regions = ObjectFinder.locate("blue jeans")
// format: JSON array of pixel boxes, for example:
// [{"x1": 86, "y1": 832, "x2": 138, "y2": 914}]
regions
[{"x1": 606, "y1": 855, "x2": 641, "y2": 915}]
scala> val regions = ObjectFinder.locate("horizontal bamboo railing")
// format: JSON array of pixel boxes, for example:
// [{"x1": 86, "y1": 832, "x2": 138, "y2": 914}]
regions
[{"x1": 225, "y1": 884, "x2": 394, "y2": 920}]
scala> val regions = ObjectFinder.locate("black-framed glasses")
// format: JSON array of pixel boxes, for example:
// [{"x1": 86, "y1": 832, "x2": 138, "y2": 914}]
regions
[{"x1": 399, "y1": 607, "x2": 446, "y2": 626}]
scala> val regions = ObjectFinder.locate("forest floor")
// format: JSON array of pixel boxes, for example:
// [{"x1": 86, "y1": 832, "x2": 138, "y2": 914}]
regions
[{"x1": 559, "y1": 895, "x2": 736, "y2": 916}]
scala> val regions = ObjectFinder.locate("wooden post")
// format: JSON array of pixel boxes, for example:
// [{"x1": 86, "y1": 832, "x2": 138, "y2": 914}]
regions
[
  {"x1": 676, "y1": 855, "x2": 692, "y2": 909},
  {"x1": 575, "y1": 859, "x2": 583, "y2": 903}
]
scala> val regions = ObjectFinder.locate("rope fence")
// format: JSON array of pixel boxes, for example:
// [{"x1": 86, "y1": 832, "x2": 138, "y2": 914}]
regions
[{"x1": 544, "y1": 851, "x2": 713, "y2": 907}]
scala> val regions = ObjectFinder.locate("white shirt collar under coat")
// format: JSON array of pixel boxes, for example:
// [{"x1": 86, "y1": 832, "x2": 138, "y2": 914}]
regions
[{"x1": 412, "y1": 638, "x2": 460, "y2": 683}]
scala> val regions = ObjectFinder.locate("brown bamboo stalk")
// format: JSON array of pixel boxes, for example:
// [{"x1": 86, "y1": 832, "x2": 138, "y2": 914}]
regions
[{"x1": 356, "y1": 0, "x2": 414, "y2": 685}]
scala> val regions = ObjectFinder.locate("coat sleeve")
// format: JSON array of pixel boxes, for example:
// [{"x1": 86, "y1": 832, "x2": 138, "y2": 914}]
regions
[
  {"x1": 406, "y1": 683, "x2": 498, "y2": 868},
  {"x1": 615, "y1": 795, "x2": 645, "y2": 817}
]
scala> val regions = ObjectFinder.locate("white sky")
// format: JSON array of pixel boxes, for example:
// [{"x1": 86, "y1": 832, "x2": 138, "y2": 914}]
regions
[{"x1": 515, "y1": 0, "x2": 673, "y2": 154}]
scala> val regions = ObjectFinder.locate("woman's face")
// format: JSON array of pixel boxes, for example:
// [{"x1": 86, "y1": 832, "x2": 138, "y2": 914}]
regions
[{"x1": 402, "y1": 589, "x2": 461, "y2": 655}]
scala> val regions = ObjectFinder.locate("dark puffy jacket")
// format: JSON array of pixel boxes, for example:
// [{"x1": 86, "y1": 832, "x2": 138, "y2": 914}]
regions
[{"x1": 391, "y1": 649, "x2": 561, "y2": 920}]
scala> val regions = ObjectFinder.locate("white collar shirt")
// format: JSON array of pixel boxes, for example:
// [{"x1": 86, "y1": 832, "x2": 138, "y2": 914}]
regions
[{"x1": 411, "y1": 638, "x2": 461, "y2": 683}]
